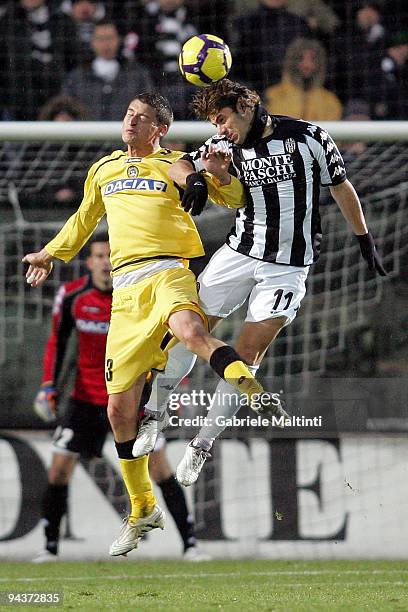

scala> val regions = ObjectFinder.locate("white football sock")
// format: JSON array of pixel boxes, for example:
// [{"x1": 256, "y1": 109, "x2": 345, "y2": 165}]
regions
[
  {"x1": 144, "y1": 342, "x2": 197, "y2": 418},
  {"x1": 197, "y1": 364, "x2": 259, "y2": 444}
]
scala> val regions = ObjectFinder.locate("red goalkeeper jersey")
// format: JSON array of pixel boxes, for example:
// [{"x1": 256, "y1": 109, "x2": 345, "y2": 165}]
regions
[{"x1": 42, "y1": 275, "x2": 112, "y2": 406}]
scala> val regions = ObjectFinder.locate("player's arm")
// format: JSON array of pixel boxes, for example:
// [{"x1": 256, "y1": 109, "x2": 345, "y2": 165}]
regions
[
  {"x1": 330, "y1": 180, "x2": 386, "y2": 275},
  {"x1": 169, "y1": 149, "x2": 245, "y2": 214},
  {"x1": 329, "y1": 180, "x2": 367, "y2": 235},
  {"x1": 34, "y1": 285, "x2": 74, "y2": 421},
  {"x1": 307, "y1": 126, "x2": 386, "y2": 276},
  {"x1": 23, "y1": 164, "x2": 105, "y2": 286},
  {"x1": 201, "y1": 144, "x2": 245, "y2": 209}
]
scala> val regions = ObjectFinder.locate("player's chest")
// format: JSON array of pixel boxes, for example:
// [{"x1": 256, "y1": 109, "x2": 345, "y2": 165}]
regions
[
  {"x1": 232, "y1": 140, "x2": 313, "y2": 189},
  {"x1": 72, "y1": 293, "x2": 111, "y2": 335},
  {"x1": 99, "y1": 159, "x2": 173, "y2": 201}
]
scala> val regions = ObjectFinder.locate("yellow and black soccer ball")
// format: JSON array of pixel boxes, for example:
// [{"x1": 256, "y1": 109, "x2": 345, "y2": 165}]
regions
[{"x1": 179, "y1": 34, "x2": 232, "y2": 88}]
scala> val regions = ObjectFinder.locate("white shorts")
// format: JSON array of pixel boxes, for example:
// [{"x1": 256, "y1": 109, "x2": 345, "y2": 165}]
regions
[{"x1": 198, "y1": 245, "x2": 309, "y2": 324}]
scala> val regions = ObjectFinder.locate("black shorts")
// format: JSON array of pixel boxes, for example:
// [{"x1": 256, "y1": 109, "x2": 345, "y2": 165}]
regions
[{"x1": 52, "y1": 398, "x2": 110, "y2": 458}]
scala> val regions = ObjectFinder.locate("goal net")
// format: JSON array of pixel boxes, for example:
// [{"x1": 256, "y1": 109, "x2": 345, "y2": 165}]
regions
[
  {"x1": 0, "y1": 122, "x2": 407, "y2": 560},
  {"x1": 0, "y1": 121, "x2": 407, "y2": 423}
]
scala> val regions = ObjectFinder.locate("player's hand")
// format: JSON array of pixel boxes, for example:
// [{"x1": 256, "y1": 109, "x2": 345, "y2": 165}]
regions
[
  {"x1": 33, "y1": 384, "x2": 57, "y2": 422},
  {"x1": 356, "y1": 232, "x2": 386, "y2": 276},
  {"x1": 201, "y1": 143, "x2": 232, "y2": 184},
  {"x1": 181, "y1": 172, "x2": 208, "y2": 216},
  {"x1": 22, "y1": 249, "x2": 54, "y2": 287}
]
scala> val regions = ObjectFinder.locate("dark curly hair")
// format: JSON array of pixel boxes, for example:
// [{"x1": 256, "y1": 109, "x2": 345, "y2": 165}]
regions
[{"x1": 191, "y1": 79, "x2": 260, "y2": 120}]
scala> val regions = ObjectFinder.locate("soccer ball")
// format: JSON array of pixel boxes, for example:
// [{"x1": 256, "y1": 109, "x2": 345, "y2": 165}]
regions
[{"x1": 179, "y1": 34, "x2": 232, "y2": 88}]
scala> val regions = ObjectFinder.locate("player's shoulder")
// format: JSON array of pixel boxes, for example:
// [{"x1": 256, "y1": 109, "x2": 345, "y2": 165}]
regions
[
  {"x1": 273, "y1": 115, "x2": 330, "y2": 141},
  {"x1": 90, "y1": 150, "x2": 127, "y2": 177},
  {"x1": 61, "y1": 275, "x2": 91, "y2": 298},
  {"x1": 157, "y1": 148, "x2": 185, "y2": 161},
  {"x1": 52, "y1": 276, "x2": 90, "y2": 315},
  {"x1": 148, "y1": 148, "x2": 185, "y2": 165}
]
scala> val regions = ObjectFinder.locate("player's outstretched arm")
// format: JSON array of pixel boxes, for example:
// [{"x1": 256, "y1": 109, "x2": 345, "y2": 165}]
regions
[
  {"x1": 330, "y1": 179, "x2": 386, "y2": 275},
  {"x1": 22, "y1": 248, "x2": 54, "y2": 287}
]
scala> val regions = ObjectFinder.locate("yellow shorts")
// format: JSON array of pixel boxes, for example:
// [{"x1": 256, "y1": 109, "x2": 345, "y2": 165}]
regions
[{"x1": 105, "y1": 267, "x2": 205, "y2": 394}]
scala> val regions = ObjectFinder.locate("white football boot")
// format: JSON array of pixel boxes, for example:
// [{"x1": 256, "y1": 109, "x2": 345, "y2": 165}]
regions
[
  {"x1": 132, "y1": 411, "x2": 170, "y2": 458},
  {"x1": 109, "y1": 505, "x2": 165, "y2": 556},
  {"x1": 32, "y1": 550, "x2": 58, "y2": 563},
  {"x1": 183, "y1": 546, "x2": 212, "y2": 561},
  {"x1": 176, "y1": 442, "x2": 211, "y2": 487}
]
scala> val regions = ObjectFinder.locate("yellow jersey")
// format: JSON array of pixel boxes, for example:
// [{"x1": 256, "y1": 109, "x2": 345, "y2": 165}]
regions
[{"x1": 45, "y1": 148, "x2": 245, "y2": 275}]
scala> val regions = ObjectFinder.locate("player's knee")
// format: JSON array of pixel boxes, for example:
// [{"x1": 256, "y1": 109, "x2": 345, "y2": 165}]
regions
[{"x1": 177, "y1": 322, "x2": 206, "y2": 352}]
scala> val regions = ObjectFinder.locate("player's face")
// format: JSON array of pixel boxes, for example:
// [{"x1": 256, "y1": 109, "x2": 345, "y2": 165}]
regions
[
  {"x1": 122, "y1": 100, "x2": 164, "y2": 148},
  {"x1": 87, "y1": 242, "x2": 112, "y2": 290},
  {"x1": 210, "y1": 105, "x2": 254, "y2": 145}
]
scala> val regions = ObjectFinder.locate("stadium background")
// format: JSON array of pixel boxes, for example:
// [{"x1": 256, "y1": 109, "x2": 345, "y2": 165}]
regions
[{"x1": 0, "y1": 0, "x2": 407, "y2": 561}]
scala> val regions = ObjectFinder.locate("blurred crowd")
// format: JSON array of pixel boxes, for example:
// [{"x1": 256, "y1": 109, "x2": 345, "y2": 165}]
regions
[{"x1": 0, "y1": 0, "x2": 407, "y2": 123}]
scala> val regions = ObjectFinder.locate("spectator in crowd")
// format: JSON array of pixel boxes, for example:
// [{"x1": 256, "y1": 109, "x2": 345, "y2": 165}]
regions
[
  {"x1": 0, "y1": 0, "x2": 79, "y2": 120},
  {"x1": 287, "y1": 0, "x2": 340, "y2": 39},
  {"x1": 264, "y1": 37, "x2": 342, "y2": 121},
  {"x1": 332, "y1": 2, "x2": 387, "y2": 106},
  {"x1": 60, "y1": 0, "x2": 106, "y2": 63},
  {"x1": 62, "y1": 21, "x2": 154, "y2": 120},
  {"x1": 38, "y1": 93, "x2": 89, "y2": 121},
  {"x1": 232, "y1": 0, "x2": 310, "y2": 92},
  {"x1": 373, "y1": 31, "x2": 408, "y2": 119},
  {"x1": 125, "y1": 0, "x2": 197, "y2": 119}
]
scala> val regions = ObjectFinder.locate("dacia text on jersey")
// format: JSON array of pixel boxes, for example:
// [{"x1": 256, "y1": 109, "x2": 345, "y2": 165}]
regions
[
  {"x1": 240, "y1": 154, "x2": 296, "y2": 187},
  {"x1": 76, "y1": 319, "x2": 110, "y2": 334},
  {"x1": 104, "y1": 178, "x2": 167, "y2": 195}
]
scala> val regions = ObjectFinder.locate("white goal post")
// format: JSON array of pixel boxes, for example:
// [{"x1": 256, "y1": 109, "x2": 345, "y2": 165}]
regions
[{"x1": 0, "y1": 120, "x2": 408, "y2": 142}]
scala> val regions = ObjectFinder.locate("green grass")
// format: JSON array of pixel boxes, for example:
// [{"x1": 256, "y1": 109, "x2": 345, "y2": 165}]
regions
[{"x1": 0, "y1": 560, "x2": 407, "y2": 611}]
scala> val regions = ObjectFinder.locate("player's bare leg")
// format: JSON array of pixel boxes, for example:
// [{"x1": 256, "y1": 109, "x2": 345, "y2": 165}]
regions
[
  {"x1": 108, "y1": 374, "x2": 165, "y2": 556},
  {"x1": 133, "y1": 311, "x2": 264, "y2": 458},
  {"x1": 177, "y1": 316, "x2": 289, "y2": 486},
  {"x1": 168, "y1": 309, "x2": 264, "y2": 398}
]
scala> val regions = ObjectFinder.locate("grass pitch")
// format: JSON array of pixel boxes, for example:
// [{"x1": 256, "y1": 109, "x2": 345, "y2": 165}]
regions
[{"x1": 0, "y1": 560, "x2": 407, "y2": 611}]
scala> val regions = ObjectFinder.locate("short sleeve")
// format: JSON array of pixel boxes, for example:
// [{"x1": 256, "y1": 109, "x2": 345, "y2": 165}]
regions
[{"x1": 305, "y1": 124, "x2": 347, "y2": 186}]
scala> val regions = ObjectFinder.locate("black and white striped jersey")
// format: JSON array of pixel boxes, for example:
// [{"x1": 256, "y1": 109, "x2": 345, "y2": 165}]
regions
[{"x1": 185, "y1": 116, "x2": 347, "y2": 266}]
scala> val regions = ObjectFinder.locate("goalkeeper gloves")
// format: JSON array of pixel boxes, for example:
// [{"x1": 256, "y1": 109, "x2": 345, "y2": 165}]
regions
[
  {"x1": 356, "y1": 232, "x2": 386, "y2": 276},
  {"x1": 33, "y1": 384, "x2": 57, "y2": 422},
  {"x1": 181, "y1": 172, "x2": 208, "y2": 216}
]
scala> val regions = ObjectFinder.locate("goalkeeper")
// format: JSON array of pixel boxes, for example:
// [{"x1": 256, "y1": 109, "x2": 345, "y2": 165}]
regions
[
  {"x1": 131, "y1": 79, "x2": 387, "y2": 487},
  {"x1": 23, "y1": 92, "x2": 284, "y2": 558}
]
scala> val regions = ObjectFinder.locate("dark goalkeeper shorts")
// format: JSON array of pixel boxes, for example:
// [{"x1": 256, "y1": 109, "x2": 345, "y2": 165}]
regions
[{"x1": 52, "y1": 398, "x2": 110, "y2": 458}]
